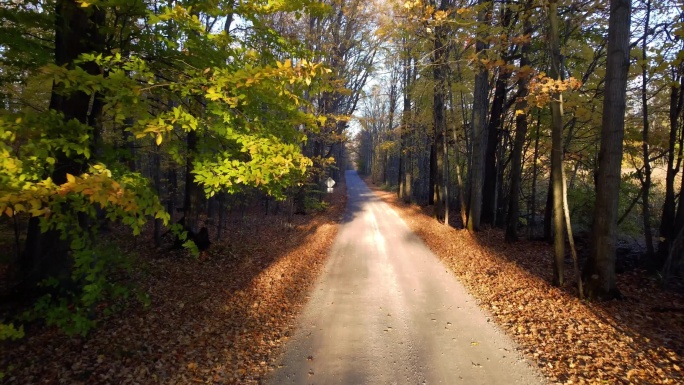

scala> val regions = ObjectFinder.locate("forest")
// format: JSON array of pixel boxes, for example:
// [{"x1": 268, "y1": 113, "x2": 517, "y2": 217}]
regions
[
  {"x1": 0, "y1": 0, "x2": 683, "y2": 384},
  {"x1": 354, "y1": 0, "x2": 684, "y2": 296}
]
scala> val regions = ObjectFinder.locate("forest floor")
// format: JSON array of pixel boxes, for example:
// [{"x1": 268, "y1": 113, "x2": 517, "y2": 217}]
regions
[
  {"x1": 0, "y1": 180, "x2": 347, "y2": 384},
  {"x1": 364, "y1": 179, "x2": 684, "y2": 385},
  {"x1": 2, "y1": 172, "x2": 683, "y2": 385}
]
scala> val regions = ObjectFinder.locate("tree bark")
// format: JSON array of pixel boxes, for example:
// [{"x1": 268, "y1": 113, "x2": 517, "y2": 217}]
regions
[
  {"x1": 481, "y1": 0, "x2": 513, "y2": 227},
  {"x1": 184, "y1": 130, "x2": 202, "y2": 233},
  {"x1": 399, "y1": 49, "x2": 411, "y2": 200},
  {"x1": 467, "y1": 0, "x2": 491, "y2": 232},
  {"x1": 429, "y1": 143, "x2": 437, "y2": 206},
  {"x1": 585, "y1": 0, "x2": 632, "y2": 300},
  {"x1": 548, "y1": 0, "x2": 565, "y2": 287},
  {"x1": 505, "y1": 1, "x2": 532, "y2": 242},
  {"x1": 657, "y1": 71, "x2": 684, "y2": 266},
  {"x1": 528, "y1": 113, "x2": 541, "y2": 239},
  {"x1": 640, "y1": 0, "x2": 655, "y2": 258},
  {"x1": 153, "y1": 141, "x2": 163, "y2": 247},
  {"x1": 432, "y1": 0, "x2": 449, "y2": 221}
]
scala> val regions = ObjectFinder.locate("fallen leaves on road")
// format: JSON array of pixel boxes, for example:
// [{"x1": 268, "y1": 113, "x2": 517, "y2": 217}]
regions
[
  {"x1": 368, "y1": 184, "x2": 684, "y2": 385},
  {"x1": 1, "y1": 184, "x2": 346, "y2": 384}
]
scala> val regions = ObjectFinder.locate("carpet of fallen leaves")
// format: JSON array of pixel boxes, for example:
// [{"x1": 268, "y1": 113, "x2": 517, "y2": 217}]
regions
[
  {"x1": 366, "y1": 182, "x2": 684, "y2": 385},
  {"x1": 0, "y1": 182, "x2": 346, "y2": 384}
]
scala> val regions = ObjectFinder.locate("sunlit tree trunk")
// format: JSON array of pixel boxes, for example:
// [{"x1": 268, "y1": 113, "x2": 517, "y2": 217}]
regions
[
  {"x1": 548, "y1": 0, "x2": 565, "y2": 287},
  {"x1": 398, "y1": 49, "x2": 410, "y2": 200},
  {"x1": 528, "y1": 114, "x2": 541, "y2": 239}
]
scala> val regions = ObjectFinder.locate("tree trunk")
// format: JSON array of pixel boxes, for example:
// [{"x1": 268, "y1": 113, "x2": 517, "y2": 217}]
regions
[
  {"x1": 449, "y1": 81, "x2": 466, "y2": 226},
  {"x1": 528, "y1": 114, "x2": 541, "y2": 239},
  {"x1": 640, "y1": 0, "x2": 655, "y2": 258},
  {"x1": 585, "y1": 0, "x2": 632, "y2": 300},
  {"x1": 432, "y1": 3, "x2": 449, "y2": 221},
  {"x1": 429, "y1": 143, "x2": 437, "y2": 206},
  {"x1": 505, "y1": 2, "x2": 531, "y2": 242},
  {"x1": 467, "y1": 0, "x2": 491, "y2": 232},
  {"x1": 153, "y1": 142, "x2": 163, "y2": 247},
  {"x1": 505, "y1": 104, "x2": 529, "y2": 241},
  {"x1": 548, "y1": 0, "x2": 565, "y2": 287},
  {"x1": 657, "y1": 72, "x2": 684, "y2": 266},
  {"x1": 21, "y1": 0, "x2": 105, "y2": 283},
  {"x1": 481, "y1": 1, "x2": 513, "y2": 227},
  {"x1": 398, "y1": 52, "x2": 410, "y2": 200},
  {"x1": 184, "y1": 130, "x2": 202, "y2": 233}
]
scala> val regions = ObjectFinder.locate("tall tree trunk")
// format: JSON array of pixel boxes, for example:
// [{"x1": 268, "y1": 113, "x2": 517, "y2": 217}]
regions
[
  {"x1": 404, "y1": 131, "x2": 413, "y2": 204},
  {"x1": 467, "y1": 0, "x2": 491, "y2": 232},
  {"x1": 429, "y1": 143, "x2": 437, "y2": 205},
  {"x1": 529, "y1": 114, "x2": 541, "y2": 239},
  {"x1": 548, "y1": 0, "x2": 565, "y2": 287},
  {"x1": 481, "y1": 0, "x2": 513, "y2": 227},
  {"x1": 481, "y1": 76, "x2": 505, "y2": 226},
  {"x1": 432, "y1": 1, "x2": 449, "y2": 221},
  {"x1": 153, "y1": 142, "x2": 163, "y2": 247},
  {"x1": 184, "y1": 130, "x2": 202, "y2": 233},
  {"x1": 449, "y1": 81, "x2": 467, "y2": 226},
  {"x1": 657, "y1": 72, "x2": 684, "y2": 266},
  {"x1": 399, "y1": 51, "x2": 411, "y2": 200},
  {"x1": 640, "y1": 0, "x2": 655, "y2": 258},
  {"x1": 585, "y1": 0, "x2": 632, "y2": 300},
  {"x1": 505, "y1": 2, "x2": 532, "y2": 242},
  {"x1": 21, "y1": 0, "x2": 105, "y2": 283}
]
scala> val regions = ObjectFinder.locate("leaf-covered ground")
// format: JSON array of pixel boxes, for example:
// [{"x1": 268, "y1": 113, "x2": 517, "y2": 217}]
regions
[
  {"x1": 366, "y1": 183, "x2": 684, "y2": 385},
  {"x1": 0, "y1": 182, "x2": 346, "y2": 384}
]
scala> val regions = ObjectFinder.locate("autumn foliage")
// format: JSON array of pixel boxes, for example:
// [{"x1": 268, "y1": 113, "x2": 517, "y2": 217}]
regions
[{"x1": 0, "y1": 180, "x2": 346, "y2": 384}]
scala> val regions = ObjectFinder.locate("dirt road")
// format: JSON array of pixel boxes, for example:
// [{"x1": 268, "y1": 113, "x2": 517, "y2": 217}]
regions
[{"x1": 266, "y1": 170, "x2": 544, "y2": 384}]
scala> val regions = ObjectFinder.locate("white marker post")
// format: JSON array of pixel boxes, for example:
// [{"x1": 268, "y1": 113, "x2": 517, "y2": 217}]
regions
[{"x1": 326, "y1": 177, "x2": 335, "y2": 193}]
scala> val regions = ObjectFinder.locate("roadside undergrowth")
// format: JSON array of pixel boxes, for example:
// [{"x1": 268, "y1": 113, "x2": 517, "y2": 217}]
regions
[{"x1": 0, "y1": 182, "x2": 346, "y2": 384}]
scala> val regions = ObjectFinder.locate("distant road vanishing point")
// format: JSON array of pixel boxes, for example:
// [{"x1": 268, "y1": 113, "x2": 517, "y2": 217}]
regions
[{"x1": 266, "y1": 170, "x2": 545, "y2": 385}]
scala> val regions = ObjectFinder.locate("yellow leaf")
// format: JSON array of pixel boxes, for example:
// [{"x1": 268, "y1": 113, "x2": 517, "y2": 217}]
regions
[
  {"x1": 66, "y1": 173, "x2": 76, "y2": 183},
  {"x1": 305, "y1": 77, "x2": 311, "y2": 86},
  {"x1": 29, "y1": 208, "x2": 45, "y2": 217},
  {"x1": 156, "y1": 133, "x2": 163, "y2": 146}
]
